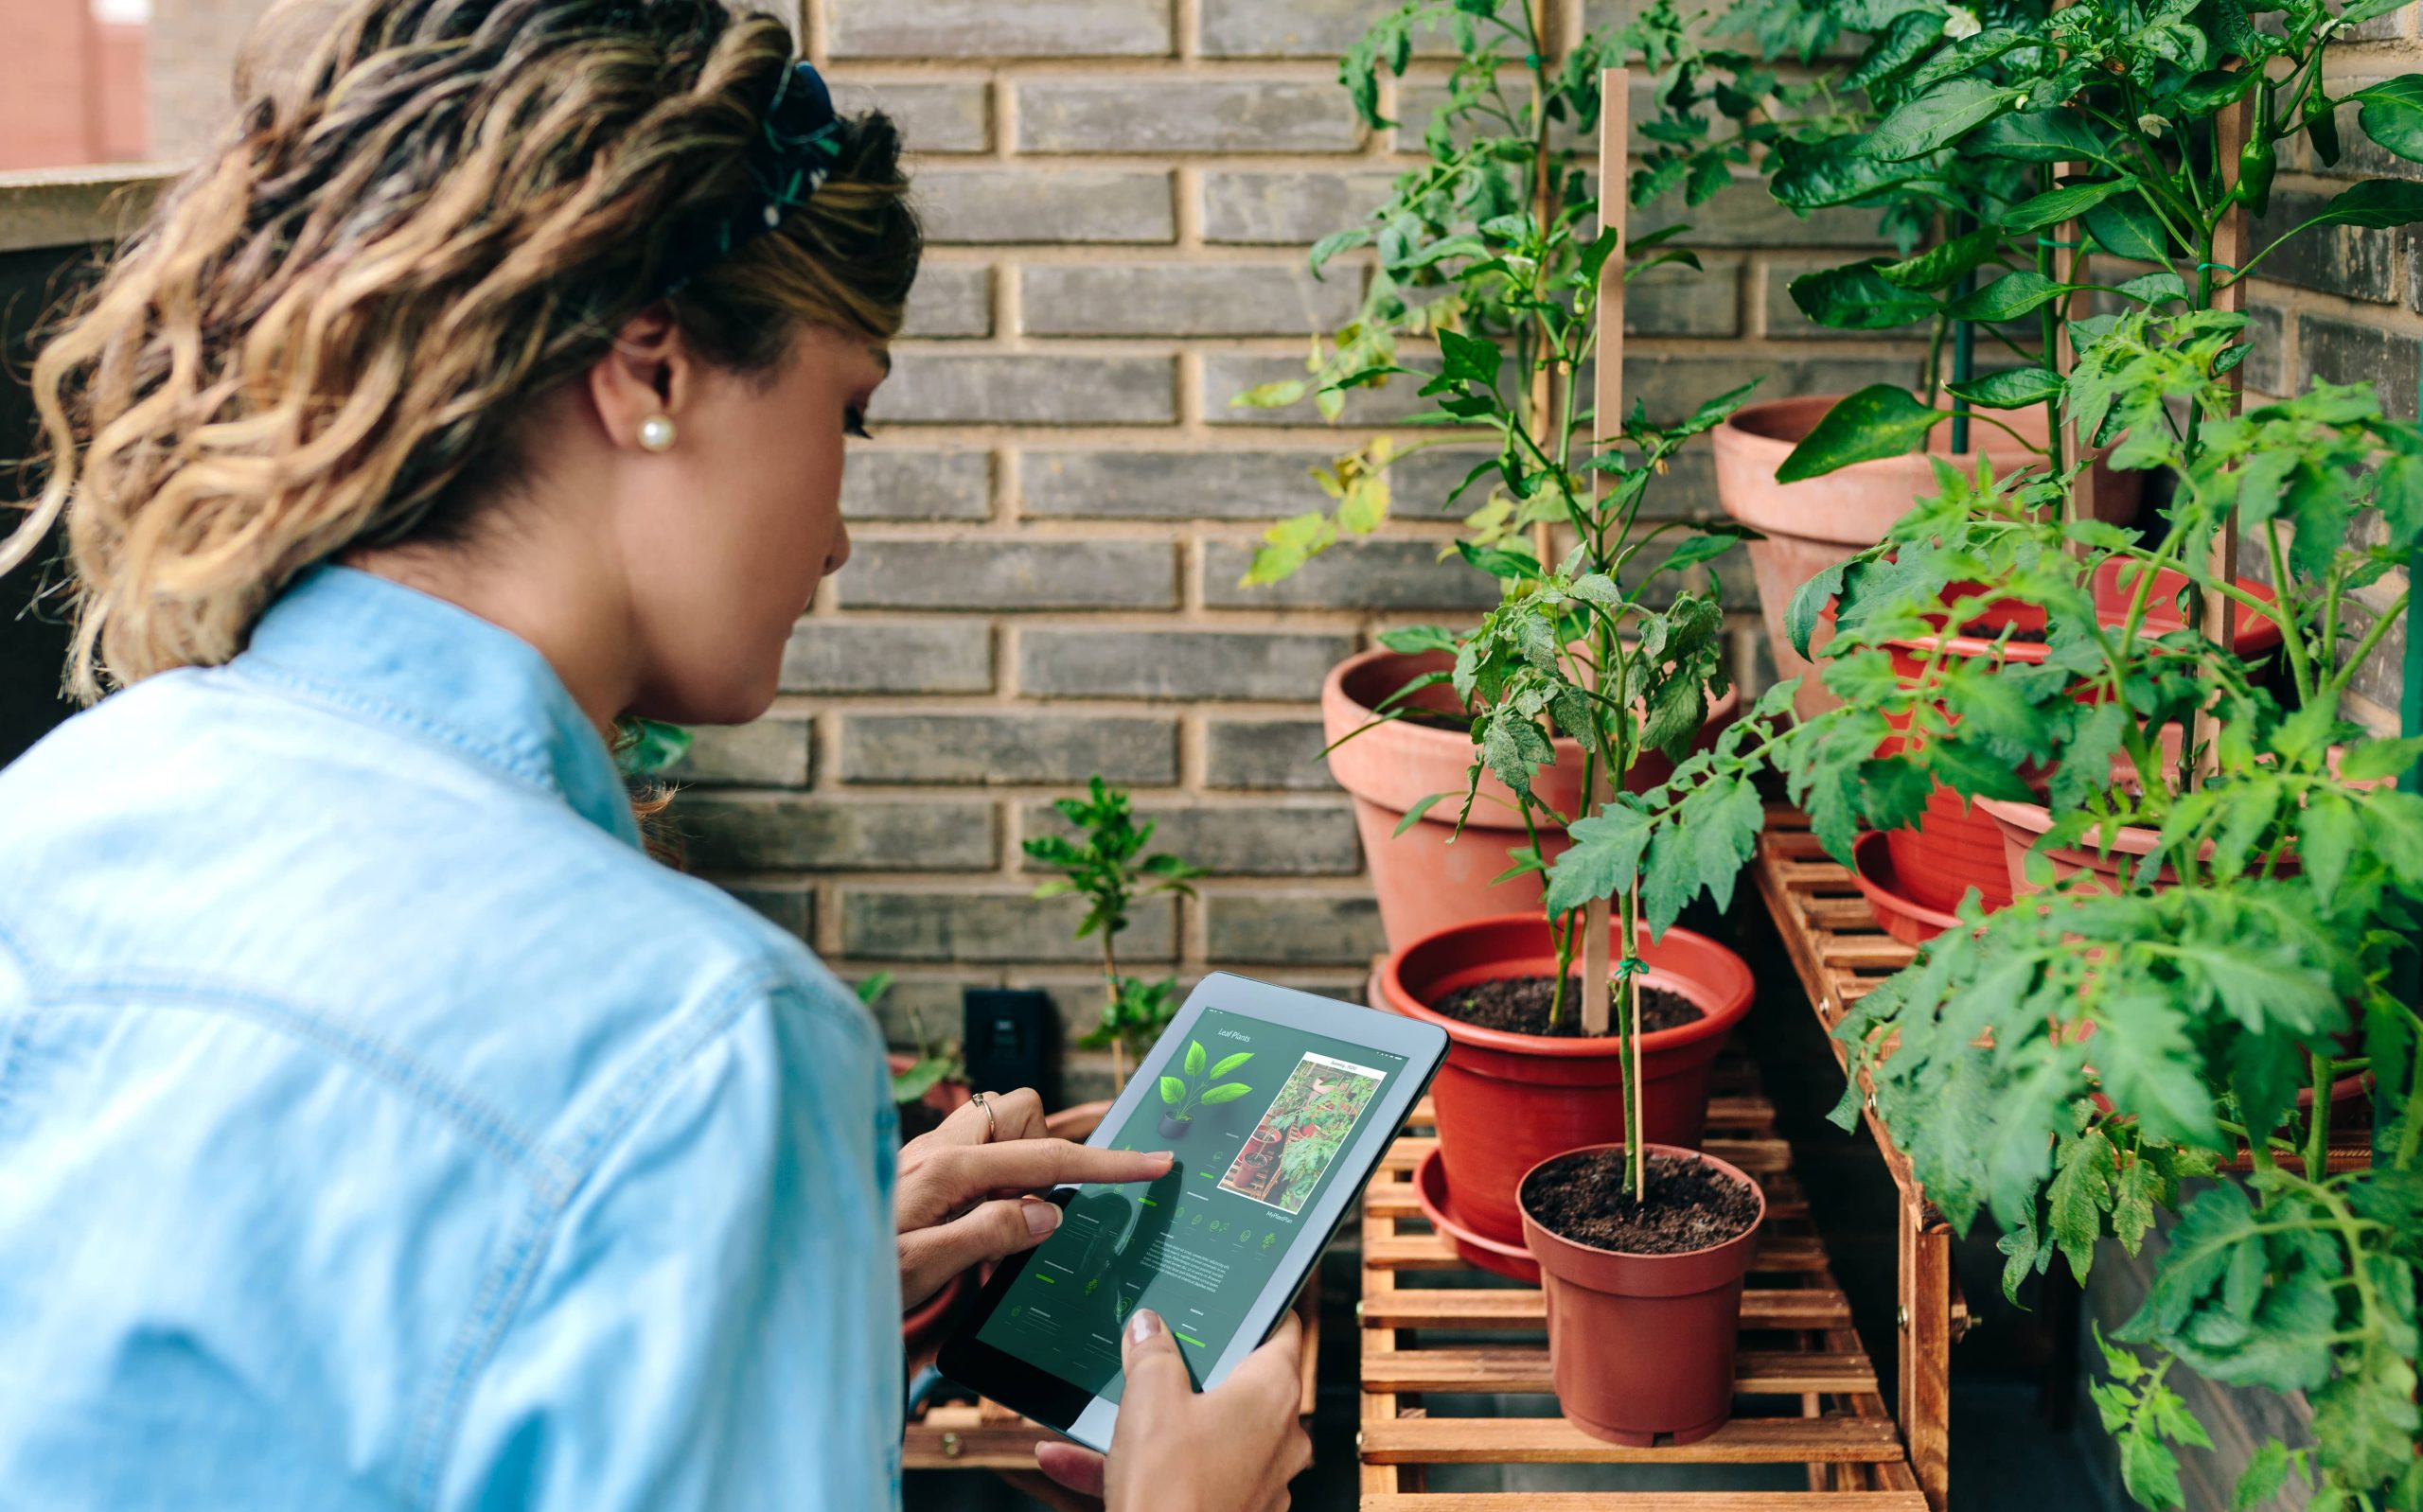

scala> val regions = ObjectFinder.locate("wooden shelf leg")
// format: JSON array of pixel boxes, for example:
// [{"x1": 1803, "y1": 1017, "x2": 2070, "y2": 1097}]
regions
[{"x1": 1900, "y1": 1199, "x2": 1954, "y2": 1511}]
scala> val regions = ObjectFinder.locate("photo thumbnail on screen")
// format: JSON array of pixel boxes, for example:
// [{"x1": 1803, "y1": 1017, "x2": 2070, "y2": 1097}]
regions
[{"x1": 1215, "y1": 1051, "x2": 1386, "y2": 1215}]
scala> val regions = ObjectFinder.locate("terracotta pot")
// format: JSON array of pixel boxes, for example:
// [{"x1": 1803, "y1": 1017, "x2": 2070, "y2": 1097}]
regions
[
  {"x1": 1045, "y1": 1099, "x2": 1111, "y2": 1141},
  {"x1": 1974, "y1": 797, "x2": 2312, "y2": 899},
  {"x1": 1518, "y1": 1144, "x2": 1765, "y2": 1447},
  {"x1": 902, "y1": 1267, "x2": 970, "y2": 1356},
  {"x1": 1849, "y1": 832, "x2": 1962, "y2": 945},
  {"x1": 1713, "y1": 395, "x2": 2145, "y2": 724},
  {"x1": 1376, "y1": 913, "x2": 1756, "y2": 1244},
  {"x1": 1876, "y1": 563, "x2": 2283, "y2": 915},
  {"x1": 1325, "y1": 647, "x2": 1741, "y2": 951}
]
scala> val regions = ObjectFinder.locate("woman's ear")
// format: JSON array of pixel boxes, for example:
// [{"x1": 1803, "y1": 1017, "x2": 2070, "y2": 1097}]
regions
[{"x1": 589, "y1": 306, "x2": 694, "y2": 451}]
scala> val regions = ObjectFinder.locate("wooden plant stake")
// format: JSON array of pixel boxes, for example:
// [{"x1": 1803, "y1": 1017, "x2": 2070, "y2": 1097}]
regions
[
  {"x1": 2200, "y1": 94, "x2": 2254, "y2": 782},
  {"x1": 1583, "y1": 64, "x2": 1637, "y2": 1188}
]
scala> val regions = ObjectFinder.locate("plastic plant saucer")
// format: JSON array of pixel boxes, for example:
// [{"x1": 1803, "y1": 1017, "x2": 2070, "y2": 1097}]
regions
[
  {"x1": 1850, "y1": 832, "x2": 1964, "y2": 946},
  {"x1": 1412, "y1": 1145, "x2": 1539, "y2": 1284}
]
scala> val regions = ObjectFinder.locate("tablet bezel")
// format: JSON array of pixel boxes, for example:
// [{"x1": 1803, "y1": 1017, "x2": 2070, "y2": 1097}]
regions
[{"x1": 935, "y1": 971, "x2": 1449, "y2": 1451}]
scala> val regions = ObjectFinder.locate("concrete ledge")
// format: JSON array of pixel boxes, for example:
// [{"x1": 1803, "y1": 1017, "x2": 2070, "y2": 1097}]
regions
[{"x1": 0, "y1": 166, "x2": 174, "y2": 253}]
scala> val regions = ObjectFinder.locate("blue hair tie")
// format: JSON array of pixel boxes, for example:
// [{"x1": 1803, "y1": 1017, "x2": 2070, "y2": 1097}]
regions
[{"x1": 648, "y1": 60, "x2": 844, "y2": 302}]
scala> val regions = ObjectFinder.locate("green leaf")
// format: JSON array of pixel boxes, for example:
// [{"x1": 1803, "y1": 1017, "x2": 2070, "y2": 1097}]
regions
[
  {"x1": 1545, "y1": 805, "x2": 1654, "y2": 914},
  {"x1": 2231, "y1": 1443, "x2": 2290, "y2": 1512},
  {"x1": 1308, "y1": 227, "x2": 1373, "y2": 277},
  {"x1": 1860, "y1": 77, "x2": 2020, "y2": 161},
  {"x1": 1876, "y1": 225, "x2": 2007, "y2": 291},
  {"x1": 2084, "y1": 194, "x2": 2173, "y2": 262},
  {"x1": 1844, "y1": 9, "x2": 1946, "y2": 93},
  {"x1": 1777, "y1": 385, "x2": 1942, "y2": 482},
  {"x1": 1210, "y1": 1050, "x2": 1254, "y2": 1079},
  {"x1": 1184, "y1": 1038, "x2": 1206, "y2": 1079},
  {"x1": 2003, "y1": 178, "x2": 2135, "y2": 235},
  {"x1": 1948, "y1": 269, "x2": 2071, "y2": 322},
  {"x1": 2353, "y1": 75, "x2": 2423, "y2": 164},
  {"x1": 1770, "y1": 134, "x2": 1927, "y2": 209},
  {"x1": 2308, "y1": 178, "x2": 2423, "y2": 230},
  {"x1": 2046, "y1": 1127, "x2": 2116, "y2": 1280},
  {"x1": 892, "y1": 1054, "x2": 958, "y2": 1104},
  {"x1": 1789, "y1": 261, "x2": 1938, "y2": 329},
  {"x1": 1945, "y1": 366, "x2": 2063, "y2": 409},
  {"x1": 2338, "y1": 735, "x2": 2423, "y2": 781},
  {"x1": 2092, "y1": 993, "x2": 2220, "y2": 1148},
  {"x1": 1656, "y1": 532, "x2": 1743, "y2": 575},
  {"x1": 1972, "y1": 110, "x2": 2107, "y2": 162},
  {"x1": 1437, "y1": 327, "x2": 1504, "y2": 386},
  {"x1": 1392, "y1": 792, "x2": 1451, "y2": 836},
  {"x1": 1198, "y1": 1081, "x2": 1255, "y2": 1105},
  {"x1": 1158, "y1": 1075, "x2": 1186, "y2": 1107},
  {"x1": 1787, "y1": 560, "x2": 1849, "y2": 658}
]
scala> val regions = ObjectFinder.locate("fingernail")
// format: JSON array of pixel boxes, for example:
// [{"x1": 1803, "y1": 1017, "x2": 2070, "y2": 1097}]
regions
[
  {"x1": 1149, "y1": 1150, "x2": 1176, "y2": 1167},
  {"x1": 1127, "y1": 1309, "x2": 1161, "y2": 1345},
  {"x1": 1024, "y1": 1200, "x2": 1060, "y2": 1238}
]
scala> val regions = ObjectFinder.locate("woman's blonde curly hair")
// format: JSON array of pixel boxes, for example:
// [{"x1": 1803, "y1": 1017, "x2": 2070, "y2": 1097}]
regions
[{"x1": 9, "y1": 0, "x2": 919, "y2": 705}]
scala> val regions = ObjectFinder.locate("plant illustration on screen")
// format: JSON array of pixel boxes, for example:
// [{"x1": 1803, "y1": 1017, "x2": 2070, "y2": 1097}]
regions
[{"x1": 1156, "y1": 1039, "x2": 1253, "y2": 1138}]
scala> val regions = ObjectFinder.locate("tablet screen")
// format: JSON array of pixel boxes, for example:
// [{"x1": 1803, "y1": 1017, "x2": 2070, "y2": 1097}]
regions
[{"x1": 975, "y1": 1005, "x2": 1407, "y2": 1398}]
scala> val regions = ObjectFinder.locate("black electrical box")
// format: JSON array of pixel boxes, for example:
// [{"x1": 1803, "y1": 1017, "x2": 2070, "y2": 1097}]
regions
[{"x1": 962, "y1": 988, "x2": 1058, "y2": 1108}]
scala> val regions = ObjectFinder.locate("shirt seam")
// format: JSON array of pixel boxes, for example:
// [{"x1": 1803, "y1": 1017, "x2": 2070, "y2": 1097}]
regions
[
  {"x1": 0, "y1": 918, "x2": 567, "y2": 1199},
  {"x1": 221, "y1": 658, "x2": 565, "y2": 807},
  {"x1": 401, "y1": 964, "x2": 837, "y2": 1510}
]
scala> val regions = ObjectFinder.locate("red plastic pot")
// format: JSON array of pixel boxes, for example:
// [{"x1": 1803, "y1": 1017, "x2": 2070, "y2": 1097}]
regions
[
  {"x1": 1324, "y1": 647, "x2": 1740, "y2": 952},
  {"x1": 1376, "y1": 913, "x2": 1756, "y2": 1245},
  {"x1": 1849, "y1": 832, "x2": 1963, "y2": 945},
  {"x1": 1876, "y1": 563, "x2": 2282, "y2": 915},
  {"x1": 1518, "y1": 1143, "x2": 1765, "y2": 1447},
  {"x1": 1413, "y1": 1146, "x2": 1540, "y2": 1283},
  {"x1": 1713, "y1": 394, "x2": 2144, "y2": 724}
]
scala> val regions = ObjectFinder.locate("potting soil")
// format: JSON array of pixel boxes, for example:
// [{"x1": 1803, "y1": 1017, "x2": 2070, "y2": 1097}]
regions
[
  {"x1": 1429, "y1": 976, "x2": 1701, "y2": 1038},
  {"x1": 1522, "y1": 1149, "x2": 1760, "y2": 1255}
]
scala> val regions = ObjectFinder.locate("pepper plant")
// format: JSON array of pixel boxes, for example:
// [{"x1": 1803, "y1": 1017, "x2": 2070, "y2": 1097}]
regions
[
  {"x1": 1792, "y1": 310, "x2": 2423, "y2": 1508},
  {"x1": 1766, "y1": 0, "x2": 2423, "y2": 484},
  {"x1": 1023, "y1": 777, "x2": 1204, "y2": 1088}
]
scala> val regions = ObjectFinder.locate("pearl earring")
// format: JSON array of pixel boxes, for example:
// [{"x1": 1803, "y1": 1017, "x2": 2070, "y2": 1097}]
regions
[{"x1": 638, "y1": 414, "x2": 677, "y2": 452}]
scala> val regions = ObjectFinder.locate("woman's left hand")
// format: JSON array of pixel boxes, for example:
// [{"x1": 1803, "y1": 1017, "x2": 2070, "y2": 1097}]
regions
[{"x1": 896, "y1": 1087, "x2": 1173, "y2": 1310}]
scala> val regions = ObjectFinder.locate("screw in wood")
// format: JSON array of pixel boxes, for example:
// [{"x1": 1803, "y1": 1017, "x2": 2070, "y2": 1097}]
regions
[
  {"x1": 1896, "y1": 1304, "x2": 1910, "y2": 1331},
  {"x1": 942, "y1": 1432, "x2": 962, "y2": 1458}
]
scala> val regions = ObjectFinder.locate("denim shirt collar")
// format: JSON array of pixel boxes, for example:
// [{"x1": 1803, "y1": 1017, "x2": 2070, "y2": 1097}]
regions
[{"x1": 237, "y1": 565, "x2": 644, "y2": 850}]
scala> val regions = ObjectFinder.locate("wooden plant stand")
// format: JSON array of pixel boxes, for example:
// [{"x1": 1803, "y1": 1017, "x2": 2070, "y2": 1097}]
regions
[{"x1": 1354, "y1": 1054, "x2": 1930, "y2": 1509}]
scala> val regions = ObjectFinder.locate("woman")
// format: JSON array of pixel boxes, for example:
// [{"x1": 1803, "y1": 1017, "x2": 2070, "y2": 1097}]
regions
[{"x1": 0, "y1": 2, "x2": 1310, "y2": 1508}]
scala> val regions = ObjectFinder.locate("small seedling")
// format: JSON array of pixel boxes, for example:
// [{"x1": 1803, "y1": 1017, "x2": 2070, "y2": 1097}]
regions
[
  {"x1": 1024, "y1": 777, "x2": 1204, "y2": 1086},
  {"x1": 858, "y1": 971, "x2": 963, "y2": 1106}
]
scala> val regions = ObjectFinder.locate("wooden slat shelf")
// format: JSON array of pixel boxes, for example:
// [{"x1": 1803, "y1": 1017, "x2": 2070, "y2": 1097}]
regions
[{"x1": 1355, "y1": 1048, "x2": 1922, "y2": 1508}]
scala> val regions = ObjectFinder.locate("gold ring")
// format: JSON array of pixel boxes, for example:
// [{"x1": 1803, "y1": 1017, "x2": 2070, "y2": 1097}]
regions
[{"x1": 971, "y1": 1090, "x2": 997, "y2": 1142}]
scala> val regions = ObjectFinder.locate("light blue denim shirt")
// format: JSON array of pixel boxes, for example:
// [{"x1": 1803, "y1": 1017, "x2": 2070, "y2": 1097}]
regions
[{"x1": 0, "y1": 566, "x2": 901, "y2": 1510}]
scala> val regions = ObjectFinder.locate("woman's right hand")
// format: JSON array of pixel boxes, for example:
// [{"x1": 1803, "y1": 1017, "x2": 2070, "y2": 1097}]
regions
[{"x1": 1033, "y1": 1306, "x2": 1312, "y2": 1512}]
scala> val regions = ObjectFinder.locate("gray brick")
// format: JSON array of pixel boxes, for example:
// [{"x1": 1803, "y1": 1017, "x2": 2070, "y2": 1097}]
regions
[
  {"x1": 713, "y1": 881, "x2": 813, "y2": 941},
  {"x1": 1020, "y1": 448, "x2": 1489, "y2": 521},
  {"x1": 781, "y1": 620, "x2": 993, "y2": 694},
  {"x1": 1201, "y1": 170, "x2": 1402, "y2": 244},
  {"x1": 1209, "y1": 9, "x2": 1371, "y2": 61},
  {"x1": 665, "y1": 718, "x2": 812, "y2": 787},
  {"x1": 842, "y1": 713, "x2": 1179, "y2": 786},
  {"x1": 1199, "y1": 0, "x2": 1454, "y2": 56},
  {"x1": 837, "y1": 540, "x2": 1177, "y2": 611},
  {"x1": 1200, "y1": 539, "x2": 1499, "y2": 610},
  {"x1": 1204, "y1": 718, "x2": 1340, "y2": 791},
  {"x1": 917, "y1": 171, "x2": 1175, "y2": 245},
  {"x1": 1628, "y1": 257, "x2": 1741, "y2": 338},
  {"x1": 677, "y1": 794, "x2": 996, "y2": 871},
  {"x1": 1019, "y1": 263, "x2": 1362, "y2": 338},
  {"x1": 2299, "y1": 314, "x2": 2420, "y2": 420},
  {"x1": 1021, "y1": 800, "x2": 1361, "y2": 876},
  {"x1": 1204, "y1": 892, "x2": 1385, "y2": 964},
  {"x1": 1394, "y1": 83, "x2": 1585, "y2": 154},
  {"x1": 841, "y1": 449, "x2": 992, "y2": 522},
  {"x1": 2249, "y1": 190, "x2": 2396, "y2": 303},
  {"x1": 827, "y1": 0, "x2": 1171, "y2": 59},
  {"x1": 875, "y1": 355, "x2": 1177, "y2": 426},
  {"x1": 838, "y1": 81, "x2": 991, "y2": 154},
  {"x1": 2343, "y1": 582, "x2": 2410, "y2": 709},
  {"x1": 841, "y1": 889, "x2": 1178, "y2": 963},
  {"x1": 2244, "y1": 304, "x2": 2287, "y2": 397},
  {"x1": 1765, "y1": 255, "x2": 1928, "y2": 340},
  {"x1": 899, "y1": 264, "x2": 992, "y2": 339},
  {"x1": 1016, "y1": 81, "x2": 1359, "y2": 154},
  {"x1": 1020, "y1": 629, "x2": 1354, "y2": 701}
]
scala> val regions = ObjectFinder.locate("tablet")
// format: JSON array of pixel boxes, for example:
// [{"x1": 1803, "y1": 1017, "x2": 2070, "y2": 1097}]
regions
[{"x1": 936, "y1": 972, "x2": 1448, "y2": 1451}]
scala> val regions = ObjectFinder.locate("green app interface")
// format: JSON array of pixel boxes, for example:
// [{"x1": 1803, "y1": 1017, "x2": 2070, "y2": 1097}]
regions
[{"x1": 978, "y1": 1006, "x2": 1405, "y2": 1398}]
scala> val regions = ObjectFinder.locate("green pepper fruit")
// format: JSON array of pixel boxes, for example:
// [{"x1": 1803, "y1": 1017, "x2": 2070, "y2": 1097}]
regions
[
  {"x1": 2305, "y1": 91, "x2": 2342, "y2": 167},
  {"x1": 2238, "y1": 75, "x2": 2278, "y2": 218}
]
